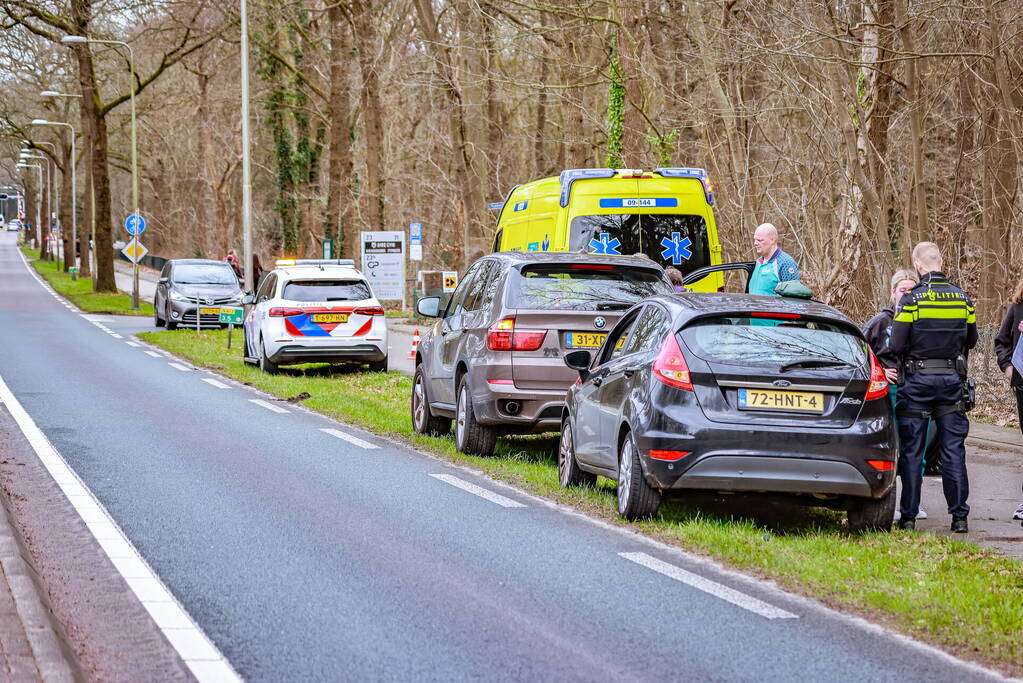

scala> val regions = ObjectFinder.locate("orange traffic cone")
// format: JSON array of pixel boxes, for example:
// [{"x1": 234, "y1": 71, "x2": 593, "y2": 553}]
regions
[{"x1": 407, "y1": 328, "x2": 421, "y2": 360}]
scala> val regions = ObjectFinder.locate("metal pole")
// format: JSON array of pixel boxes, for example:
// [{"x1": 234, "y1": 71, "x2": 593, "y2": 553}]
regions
[
  {"x1": 241, "y1": 0, "x2": 253, "y2": 293},
  {"x1": 127, "y1": 44, "x2": 140, "y2": 310}
]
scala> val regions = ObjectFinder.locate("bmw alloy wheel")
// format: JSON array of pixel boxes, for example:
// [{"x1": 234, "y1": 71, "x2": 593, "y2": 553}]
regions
[
  {"x1": 456, "y1": 384, "x2": 467, "y2": 447},
  {"x1": 413, "y1": 374, "x2": 427, "y2": 430},
  {"x1": 558, "y1": 425, "x2": 572, "y2": 486}
]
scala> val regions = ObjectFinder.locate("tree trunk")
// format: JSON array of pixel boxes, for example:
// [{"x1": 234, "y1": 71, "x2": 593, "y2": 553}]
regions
[
  {"x1": 355, "y1": 3, "x2": 385, "y2": 230},
  {"x1": 70, "y1": 0, "x2": 115, "y2": 292},
  {"x1": 79, "y1": 145, "x2": 92, "y2": 278},
  {"x1": 327, "y1": 2, "x2": 355, "y2": 258},
  {"x1": 617, "y1": 0, "x2": 645, "y2": 167}
]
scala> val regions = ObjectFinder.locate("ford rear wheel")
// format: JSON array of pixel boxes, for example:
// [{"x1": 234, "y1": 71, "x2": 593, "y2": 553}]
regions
[{"x1": 617, "y1": 431, "x2": 660, "y2": 520}]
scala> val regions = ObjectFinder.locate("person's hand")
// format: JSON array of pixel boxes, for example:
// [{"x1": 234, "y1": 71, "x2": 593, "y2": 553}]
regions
[
  {"x1": 884, "y1": 368, "x2": 898, "y2": 383},
  {"x1": 1007, "y1": 366, "x2": 1015, "y2": 381}
]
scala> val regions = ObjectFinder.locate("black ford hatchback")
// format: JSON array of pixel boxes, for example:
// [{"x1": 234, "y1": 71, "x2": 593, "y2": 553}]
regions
[{"x1": 559, "y1": 293, "x2": 897, "y2": 531}]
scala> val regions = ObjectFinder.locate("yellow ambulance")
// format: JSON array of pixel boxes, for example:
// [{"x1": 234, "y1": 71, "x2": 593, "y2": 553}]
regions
[{"x1": 491, "y1": 168, "x2": 723, "y2": 291}]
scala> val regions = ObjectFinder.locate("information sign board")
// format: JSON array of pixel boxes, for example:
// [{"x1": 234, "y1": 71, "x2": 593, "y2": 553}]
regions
[{"x1": 361, "y1": 231, "x2": 405, "y2": 303}]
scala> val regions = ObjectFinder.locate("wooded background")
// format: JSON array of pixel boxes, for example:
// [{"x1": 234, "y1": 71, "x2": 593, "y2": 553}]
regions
[{"x1": 1, "y1": 0, "x2": 1021, "y2": 325}]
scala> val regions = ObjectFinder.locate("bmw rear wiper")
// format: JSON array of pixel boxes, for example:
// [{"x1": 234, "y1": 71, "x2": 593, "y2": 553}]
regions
[
  {"x1": 779, "y1": 359, "x2": 855, "y2": 373},
  {"x1": 596, "y1": 302, "x2": 630, "y2": 310}
]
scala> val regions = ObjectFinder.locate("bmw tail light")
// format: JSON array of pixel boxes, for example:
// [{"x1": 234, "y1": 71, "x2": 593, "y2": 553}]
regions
[
  {"x1": 652, "y1": 333, "x2": 693, "y2": 391},
  {"x1": 269, "y1": 307, "x2": 304, "y2": 317},
  {"x1": 353, "y1": 306, "x2": 385, "y2": 316},
  {"x1": 487, "y1": 317, "x2": 545, "y2": 351},
  {"x1": 865, "y1": 348, "x2": 889, "y2": 401}
]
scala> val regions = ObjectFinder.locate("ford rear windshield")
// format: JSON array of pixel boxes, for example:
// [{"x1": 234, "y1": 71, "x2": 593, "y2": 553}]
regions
[
  {"x1": 680, "y1": 315, "x2": 866, "y2": 369},
  {"x1": 283, "y1": 279, "x2": 371, "y2": 302},
  {"x1": 569, "y1": 214, "x2": 711, "y2": 275},
  {"x1": 508, "y1": 264, "x2": 671, "y2": 311}
]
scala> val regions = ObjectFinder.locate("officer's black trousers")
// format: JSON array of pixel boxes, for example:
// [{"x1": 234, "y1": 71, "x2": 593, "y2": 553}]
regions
[{"x1": 896, "y1": 373, "x2": 970, "y2": 520}]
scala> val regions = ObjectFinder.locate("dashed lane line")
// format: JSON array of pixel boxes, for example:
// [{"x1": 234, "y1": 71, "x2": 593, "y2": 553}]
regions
[
  {"x1": 125, "y1": 341, "x2": 141, "y2": 348},
  {"x1": 201, "y1": 378, "x2": 231, "y2": 390},
  {"x1": 619, "y1": 552, "x2": 798, "y2": 620},
  {"x1": 428, "y1": 474, "x2": 527, "y2": 508},
  {"x1": 320, "y1": 428, "x2": 378, "y2": 450},
  {"x1": 144, "y1": 351, "x2": 162, "y2": 358},
  {"x1": 167, "y1": 363, "x2": 191, "y2": 372},
  {"x1": 248, "y1": 399, "x2": 289, "y2": 414},
  {"x1": 0, "y1": 373, "x2": 242, "y2": 682}
]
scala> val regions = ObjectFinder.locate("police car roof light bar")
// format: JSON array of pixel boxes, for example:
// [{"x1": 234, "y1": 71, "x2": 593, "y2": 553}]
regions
[
  {"x1": 559, "y1": 168, "x2": 617, "y2": 207},
  {"x1": 653, "y1": 167, "x2": 715, "y2": 206},
  {"x1": 276, "y1": 258, "x2": 356, "y2": 267}
]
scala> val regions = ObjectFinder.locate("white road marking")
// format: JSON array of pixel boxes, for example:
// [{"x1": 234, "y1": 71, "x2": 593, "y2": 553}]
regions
[
  {"x1": 201, "y1": 378, "x2": 230, "y2": 390},
  {"x1": 0, "y1": 373, "x2": 241, "y2": 682},
  {"x1": 109, "y1": 333, "x2": 123, "y2": 339},
  {"x1": 125, "y1": 341, "x2": 141, "y2": 347},
  {"x1": 144, "y1": 351, "x2": 162, "y2": 358},
  {"x1": 619, "y1": 552, "x2": 798, "y2": 620},
  {"x1": 249, "y1": 399, "x2": 289, "y2": 414},
  {"x1": 168, "y1": 362, "x2": 191, "y2": 372},
  {"x1": 320, "y1": 428, "x2": 378, "y2": 450},
  {"x1": 429, "y1": 474, "x2": 527, "y2": 508}
]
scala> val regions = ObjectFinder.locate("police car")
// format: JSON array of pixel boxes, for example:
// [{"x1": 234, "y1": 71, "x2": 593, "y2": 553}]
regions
[{"x1": 243, "y1": 259, "x2": 389, "y2": 373}]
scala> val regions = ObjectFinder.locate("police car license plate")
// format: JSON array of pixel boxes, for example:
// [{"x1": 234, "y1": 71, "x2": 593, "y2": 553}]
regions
[
  {"x1": 738, "y1": 388, "x2": 824, "y2": 413},
  {"x1": 566, "y1": 332, "x2": 607, "y2": 348},
  {"x1": 200, "y1": 307, "x2": 221, "y2": 315},
  {"x1": 311, "y1": 313, "x2": 348, "y2": 323}
]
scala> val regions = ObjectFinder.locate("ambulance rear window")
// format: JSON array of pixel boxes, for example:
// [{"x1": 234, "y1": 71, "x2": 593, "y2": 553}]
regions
[{"x1": 569, "y1": 214, "x2": 711, "y2": 275}]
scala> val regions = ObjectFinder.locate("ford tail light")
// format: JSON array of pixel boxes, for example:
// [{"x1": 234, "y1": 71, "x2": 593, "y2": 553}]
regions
[
  {"x1": 652, "y1": 333, "x2": 693, "y2": 391},
  {"x1": 269, "y1": 307, "x2": 304, "y2": 317},
  {"x1": 864, "y1": 349, "x2": 889, "y2": 401},
  {"x1": 487, "y1": 317, "x2": 546, "y2": 351}
]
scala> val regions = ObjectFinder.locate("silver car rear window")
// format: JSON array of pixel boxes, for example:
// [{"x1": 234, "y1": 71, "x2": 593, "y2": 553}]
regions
[{"x1": 508, "y1": 264, "x2": 671, "y2": 311}]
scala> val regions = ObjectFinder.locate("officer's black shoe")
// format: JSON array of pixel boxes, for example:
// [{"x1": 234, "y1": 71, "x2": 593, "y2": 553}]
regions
[
  {"x1": 951, "y1": 516, "x2": 968, "y2": 533},
  {"x1": 898, "y1": 519, "x2": 916, "y2": 531}
]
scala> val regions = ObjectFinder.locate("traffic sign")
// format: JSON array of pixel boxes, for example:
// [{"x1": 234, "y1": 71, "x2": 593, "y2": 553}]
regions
[
  {"x1": 218, "y1": 307, "x2": 244, "y2": 325},
  {"x1": 443, "y1": 271, "x2": 458, "y2": 292},
  {"x1": 409, "y1": 222, "x2": 423, "y2": 261},
  {"x1": 121, "y1": 237, "x2": 148, "y2": 263},
  {"x1": 125, "y1": 213, "x2": 147, "y2": 235}
]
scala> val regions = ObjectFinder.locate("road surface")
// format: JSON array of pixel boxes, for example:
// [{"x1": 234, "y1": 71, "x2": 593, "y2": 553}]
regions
[{"x1": 0, "y1": 232, "x2": 1006, "y2": 682}]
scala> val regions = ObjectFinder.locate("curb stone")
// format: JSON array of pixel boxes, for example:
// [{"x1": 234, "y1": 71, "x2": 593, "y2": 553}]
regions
[{"x1": 0, "y1": 488, "x2": 78, "y2": 682}]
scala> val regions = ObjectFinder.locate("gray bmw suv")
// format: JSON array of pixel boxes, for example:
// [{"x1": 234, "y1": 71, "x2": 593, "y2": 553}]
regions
[{"x1": 412, "y1": 252, "x2": 673, "y2": 456}]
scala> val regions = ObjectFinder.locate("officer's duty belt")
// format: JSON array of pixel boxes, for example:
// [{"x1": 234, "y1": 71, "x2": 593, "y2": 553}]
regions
[{"x1": 906, "y1": 358, "x2": 956, "y2": 375}]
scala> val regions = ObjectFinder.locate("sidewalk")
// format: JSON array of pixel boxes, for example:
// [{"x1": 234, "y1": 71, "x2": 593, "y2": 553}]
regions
[{"x1": 113, "y1": 261, "x2": 157, "y2": 304}]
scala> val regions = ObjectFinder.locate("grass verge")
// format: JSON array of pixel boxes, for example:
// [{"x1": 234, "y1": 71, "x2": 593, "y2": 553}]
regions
[
  {"x1": 140, "y1": 326, "x2": 1023, "y2": 675},
  {"x1": 20, "y1": 248, "x2": 154, "y2": 316}
]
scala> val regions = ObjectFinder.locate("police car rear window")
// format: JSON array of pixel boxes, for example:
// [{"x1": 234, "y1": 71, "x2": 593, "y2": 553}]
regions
[
  {"x1": 508, "y1": 264, "x2": 671, "y2": 311},
  {"x1": 681, "y1": 316, "x2": 866, "y2": 369},
  {"x1": 282, "y1": 279, "x2": 371, "y2": 302},
  {"x1": 569, "y1": 214, "x2": 710, "y2": 275}
]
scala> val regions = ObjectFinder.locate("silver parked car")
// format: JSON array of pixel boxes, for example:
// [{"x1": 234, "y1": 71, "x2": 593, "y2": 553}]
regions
[{"x1": 154, "y1": 259, "x2": 243, "y2": 330}]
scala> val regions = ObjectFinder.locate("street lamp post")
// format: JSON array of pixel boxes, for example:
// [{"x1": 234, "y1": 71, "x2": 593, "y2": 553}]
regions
[
  {"x1": 23, "y1": 140, "x2": 60, "y2": 252},
  {"x1": 62, "y1": 35, "x2": 140, "y2": 308},
  {"x1": 240, "y1": 0, "x2": 253, "y2": 292},
  {"x1": 19, "y1": 151, "x2": 51, "y2": 255},
  {"x1": 31, "y1": 120, "x2": 76, "y2": 274},
  {"x1": 16, "y1": 162, "x2": 43, "y2": 251}
]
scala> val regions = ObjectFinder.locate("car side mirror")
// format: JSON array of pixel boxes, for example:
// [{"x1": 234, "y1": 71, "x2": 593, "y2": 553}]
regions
[
  {"x1": 417, "y1": 296, "x2": 442, "y2": 318},
  {"x1": 241, "y1": 292, "x2": 255, "y2": 305},
  {"x1": 159, "y1": 276, "x2": 169, "y2": 284},
  {"x1": 564, "y1": 350, "x2": 593, "y2": 380}
]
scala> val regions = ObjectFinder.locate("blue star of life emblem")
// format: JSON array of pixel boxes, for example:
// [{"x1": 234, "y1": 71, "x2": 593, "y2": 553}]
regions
[
  {"x1": 589, "y1": 232, "x2": 622, "y2": 255},
  {"x1": 542, "y1": 234, "x2": 550, "y2": 251},
  {"x1": 660, "y1": 232, "x2": 693, "y2": 265}
]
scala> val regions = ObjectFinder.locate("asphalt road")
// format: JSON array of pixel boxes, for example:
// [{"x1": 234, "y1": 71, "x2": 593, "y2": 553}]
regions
[{"x1": 0, "y1": 232, "x2": 1007, "y2": 682}]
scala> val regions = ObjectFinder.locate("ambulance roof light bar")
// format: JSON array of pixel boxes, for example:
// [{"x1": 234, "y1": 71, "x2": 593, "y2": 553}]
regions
[
  {"x1": 653, "y1": 167, "x2": 714, "y2": 206},
  {"x1": 558, "y1": 168, "x2": 616, "y2": 207}
]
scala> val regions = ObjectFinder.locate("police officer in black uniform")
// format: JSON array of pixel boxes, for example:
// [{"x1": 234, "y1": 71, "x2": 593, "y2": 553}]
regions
[{"x1": 890, "y1": 242, "x2": 977, "y2": 532}]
